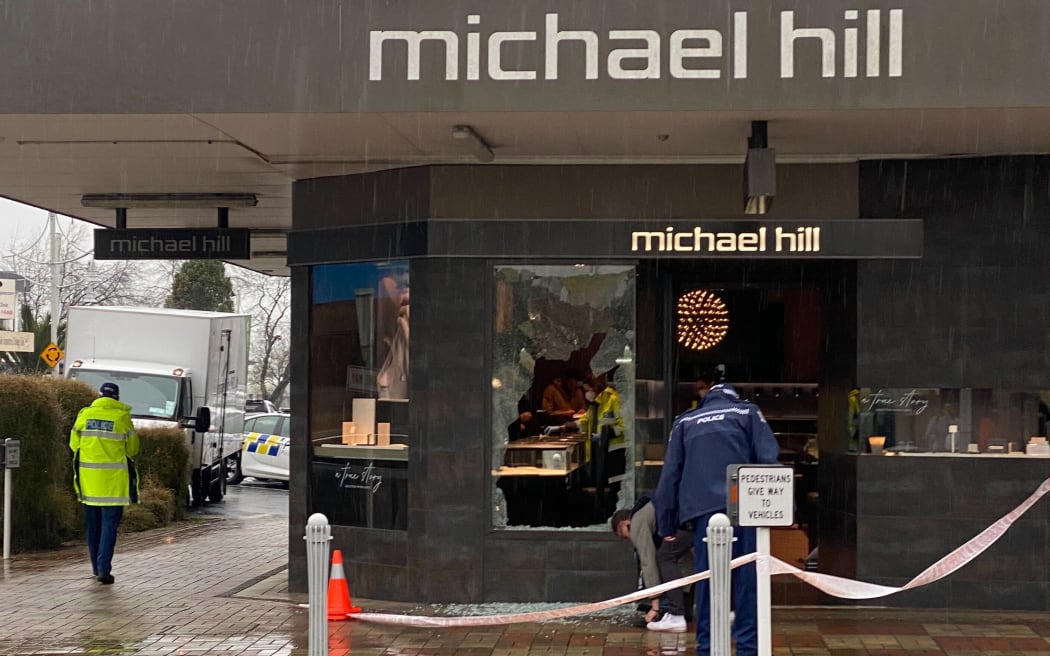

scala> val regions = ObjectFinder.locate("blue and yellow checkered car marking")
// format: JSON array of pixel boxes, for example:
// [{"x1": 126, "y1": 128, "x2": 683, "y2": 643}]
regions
[{"x1": 243, "y1": 432, "x2": 287, "y2": 457}]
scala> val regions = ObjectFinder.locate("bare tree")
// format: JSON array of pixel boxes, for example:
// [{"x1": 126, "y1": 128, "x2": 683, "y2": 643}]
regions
[
  {"x1": 3, "y1": 219, "x2": 160, "y2": 331},
  {"x1": 230, "y1": 268, "x2": 291, "y2": 407}
]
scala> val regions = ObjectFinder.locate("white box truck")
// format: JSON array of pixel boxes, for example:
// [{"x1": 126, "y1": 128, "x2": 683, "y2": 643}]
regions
[{"x1": 65, "y1": 306, "x2": 250, "y2": 506}]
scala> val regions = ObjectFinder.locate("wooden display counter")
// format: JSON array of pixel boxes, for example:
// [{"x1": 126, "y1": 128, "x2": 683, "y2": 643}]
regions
[{"x1": 496, "y1": 435, "x2": 591, "y2": 527}]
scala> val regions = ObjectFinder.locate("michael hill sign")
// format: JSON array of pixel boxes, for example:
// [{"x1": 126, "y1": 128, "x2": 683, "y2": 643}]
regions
[
  {"x1": 369, "y1": 9, "x2": 903, "y2": 83},
  {"x1": 0, "y1": 1, "x2": 1047, "y2": 114},
  {"x1": 288, "y1": 219, "x2": 925, "y2": 265},
  {"x1": 94, "y1": 229, "x2": 251, "y2": 260},
  {"x1": 617, "y1": 219, "x2": 922, "y2": 259},
  {"x1": 631, "y1": 225, "x2": 825, "y2": 254}
]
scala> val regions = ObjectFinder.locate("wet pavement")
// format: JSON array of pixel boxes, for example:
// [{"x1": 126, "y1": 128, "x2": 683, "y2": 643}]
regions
[
  {"x1": 0, "y1": 486, "x2": 300, "y2": 656},
  {"x1": 3, "y1": 490, "x2": 1050, "y2": 655}
]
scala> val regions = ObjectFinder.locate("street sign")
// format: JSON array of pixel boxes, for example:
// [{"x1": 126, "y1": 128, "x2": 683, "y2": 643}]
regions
[
  {"x1": 2, "y1": 438, "x2": 15, "y2": 560},
  {"x1": 40, "y1": 342, "x2": 63, "y2": 368},
  {"x1": 0, "y1": 277, "x2": 15, "y2": 320},
  {"x1": 727, "y1": 464, "x2": 794, "y2": 527},
  {"x1": 2, "y1": 439, "x2": 19, "y2": 469},
  {"x1": 0, "y1": 273, "x2": 28, "y2": 294},
  {"x1": 0, "y1": 331, "x2": 35, "y2": 352}
]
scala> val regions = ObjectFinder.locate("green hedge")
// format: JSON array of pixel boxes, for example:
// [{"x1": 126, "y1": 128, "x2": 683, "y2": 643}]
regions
[
  {"x1": 122, "y1": 478, "x2": 177, "y2": 533},
  {"x1": 135, "y1": 427, "x2": 190, "y2": 516},
  {"x1": 0, "y1": 375, "x2": 190, "y2": 551},
  {"x1": 0, "y1": 376, "x2": 82, "y2": 550}
]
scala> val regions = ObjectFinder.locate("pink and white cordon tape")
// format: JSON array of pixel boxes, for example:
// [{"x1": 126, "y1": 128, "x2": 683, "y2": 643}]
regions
[{"x1": 346, "y1": 476, "x2": 1050, "y2": 627}]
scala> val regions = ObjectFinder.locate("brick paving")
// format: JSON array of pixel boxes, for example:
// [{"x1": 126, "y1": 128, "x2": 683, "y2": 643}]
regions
[
  {"x1": 1, "y1": 513, "x2": 1050, "y2": 655},
  {"x1": 0, "y1": 514, "x2": 305, "y2": 655}
]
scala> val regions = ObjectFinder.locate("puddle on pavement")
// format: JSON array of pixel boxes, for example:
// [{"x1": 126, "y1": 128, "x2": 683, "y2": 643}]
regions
[
  {"x1": 0, "y1": 630, "x2": 303, "y2": 656},
  {"x1": 1, "y1": 621, "x2": 692, "y2": 656}
]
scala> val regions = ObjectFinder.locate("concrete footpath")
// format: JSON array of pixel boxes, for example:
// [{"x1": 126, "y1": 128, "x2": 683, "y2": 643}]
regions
[{"x1": 2, "y1": 513, "x2": 1050, "y2": 655}]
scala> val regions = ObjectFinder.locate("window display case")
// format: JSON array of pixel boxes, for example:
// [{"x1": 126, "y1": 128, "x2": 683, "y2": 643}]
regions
[
  {"x1": 852, "y1": 387, "x2": 1050, "y2": 456},
  {"x1": 309, "y1": 261, "x2": 411, "y2": 530},
  {"x1": 502, "y1": 434, "x2": 586, "y2": 473}
]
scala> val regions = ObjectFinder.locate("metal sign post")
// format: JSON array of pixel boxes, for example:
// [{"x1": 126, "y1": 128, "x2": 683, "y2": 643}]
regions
[
  {"x1": 2, "y1": 439, "x2": 20, "y2": 560},
  {"x1": 727, "y1": 464, "x2": 794, "y2": 656}
]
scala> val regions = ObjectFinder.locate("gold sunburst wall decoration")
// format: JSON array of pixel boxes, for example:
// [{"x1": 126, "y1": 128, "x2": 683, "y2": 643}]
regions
[{"x1": 677, "y1": 290, "x2": 729, "y2": 351}]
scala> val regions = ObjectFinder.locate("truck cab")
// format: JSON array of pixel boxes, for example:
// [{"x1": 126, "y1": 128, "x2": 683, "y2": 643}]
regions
[{"x1": 69, "y1": 359, "x2": 193, "y2": 425}]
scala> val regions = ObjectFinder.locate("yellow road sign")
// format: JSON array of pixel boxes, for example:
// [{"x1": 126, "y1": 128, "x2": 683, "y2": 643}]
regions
[{"x1": 40, "y1": 342, "x2": 63, "y2": 368}]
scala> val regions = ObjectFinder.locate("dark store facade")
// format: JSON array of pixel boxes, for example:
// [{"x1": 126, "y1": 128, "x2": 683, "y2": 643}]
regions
[
  {"x1": 0, "y1": 0, "x2": 1049, "y2": 611},
  {"x1": 287, "y1": 157, "x2": 1050, "y2": 610}
]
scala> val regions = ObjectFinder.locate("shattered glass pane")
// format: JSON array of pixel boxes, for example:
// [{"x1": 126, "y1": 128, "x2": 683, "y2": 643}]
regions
[{"x1": 492, "y1": 264, "x2": 636, "y2": 529}]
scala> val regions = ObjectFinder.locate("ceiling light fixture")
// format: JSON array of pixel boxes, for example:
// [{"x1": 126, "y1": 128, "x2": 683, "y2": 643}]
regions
[
  {"x1": 81, "y1": 192, "x2": 258, "y2": 209},
  {"x1": 743, "y1": 120, "x2": 776, "y2": 215},
  {"x1": 451, "y1": 125, "x2": 495, "y2": 163},
  {"x1": 676, "y1": 290, "x2": 730, "y2": 351}
]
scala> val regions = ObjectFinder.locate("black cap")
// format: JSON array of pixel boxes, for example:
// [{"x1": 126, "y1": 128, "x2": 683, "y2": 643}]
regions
[{"x1": 99, "y1": 382, "x2": 120, "y2": 400}]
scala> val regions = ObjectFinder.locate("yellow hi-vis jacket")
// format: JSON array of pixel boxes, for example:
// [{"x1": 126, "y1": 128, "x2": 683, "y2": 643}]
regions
[
  {"x1": 578, "y1": 385, "x2": 625, "y2": 462},
  {"x1": 69, "y1": 397, "x2": 140, "y2": 506}
]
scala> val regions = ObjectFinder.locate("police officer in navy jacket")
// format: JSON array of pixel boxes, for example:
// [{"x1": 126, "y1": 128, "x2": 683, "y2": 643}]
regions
[{"x1": 654, "y1": 382, "x2": 780, "y2": 656}]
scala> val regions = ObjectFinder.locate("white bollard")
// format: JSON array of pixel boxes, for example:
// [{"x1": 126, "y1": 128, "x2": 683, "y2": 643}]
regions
[
  {"x1": 706, "y1": 513, "x2": 734, "y2": 656},
  {"x1": 305, "y1": 513, "x2": 332, "y2": 656},
  {"x1": 756, "y1": 527, "x2": 772, "y2": 656}
]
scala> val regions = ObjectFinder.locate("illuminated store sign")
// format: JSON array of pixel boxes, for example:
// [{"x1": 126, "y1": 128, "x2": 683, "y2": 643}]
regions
[
  {"x1": 623, "y1": 221, "x2": 920, "y2": 259},
  {"x1": 631, "y1": 226, "x2": 822, "y2": 254},
  {"x1": 289, "y1": 219, "x2": 924, "y2": 265}
]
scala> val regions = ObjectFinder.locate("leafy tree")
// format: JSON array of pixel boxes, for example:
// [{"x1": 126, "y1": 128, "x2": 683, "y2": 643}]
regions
[{"x1": 165, "y1": 261, "x2": 235, "y2": 312}]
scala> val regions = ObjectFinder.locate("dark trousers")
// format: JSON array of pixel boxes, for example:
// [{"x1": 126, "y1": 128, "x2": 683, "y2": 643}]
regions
[
  {"x1": 84, "y1": 505, "x2": 124, "y2": 576},
  {"x1": 656, "y1": 527, "x2": 695, "y2": 616},
  {"x1": 692, "y1": 512, "x2": 758, "y2": 656}
]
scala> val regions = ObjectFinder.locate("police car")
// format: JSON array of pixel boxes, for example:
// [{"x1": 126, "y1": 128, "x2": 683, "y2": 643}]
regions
[{"x1": 226, "y1": 412, "x2": 290, "y2": 485}]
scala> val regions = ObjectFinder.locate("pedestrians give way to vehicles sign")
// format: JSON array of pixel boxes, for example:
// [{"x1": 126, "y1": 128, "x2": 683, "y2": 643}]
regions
[
  {"x1": 726, "y1": 464, "x2": 794, "y2": 527},
  {"x1": 40, "y1": 342, "x2": 63, "y2": 368}
]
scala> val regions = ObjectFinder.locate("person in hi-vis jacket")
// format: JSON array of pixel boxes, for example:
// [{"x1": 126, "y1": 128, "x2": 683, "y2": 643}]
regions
[{"x1": 70, "y1": 382, "x2": 139, "y2": 585}]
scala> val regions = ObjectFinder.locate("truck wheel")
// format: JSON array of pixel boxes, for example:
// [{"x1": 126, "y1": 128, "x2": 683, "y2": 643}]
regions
[
  {"x1": 208, "y1": 465, "x2": 225, "y2": 502},
  {"x1": 226, "y1": 454, "x2": 244, "y2": 485}
]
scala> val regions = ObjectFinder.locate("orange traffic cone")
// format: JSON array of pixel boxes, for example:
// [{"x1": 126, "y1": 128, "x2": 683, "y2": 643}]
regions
[{"x1": 327, "y1": 549, "x2": 361, "y2": 620}]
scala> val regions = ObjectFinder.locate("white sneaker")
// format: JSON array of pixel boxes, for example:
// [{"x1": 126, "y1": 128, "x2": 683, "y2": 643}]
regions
[{"x1": 647, "y1": 613, "x2": 687, "y2": 633}]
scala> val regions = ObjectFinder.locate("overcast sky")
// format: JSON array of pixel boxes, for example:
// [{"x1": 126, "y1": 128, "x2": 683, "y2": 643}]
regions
[
  {"x1": 0, "y1": 198, "x2": 96, "y2": 287},
  {"x1": 0, "y1": 197, "x2": 53, "y2": 250}
]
